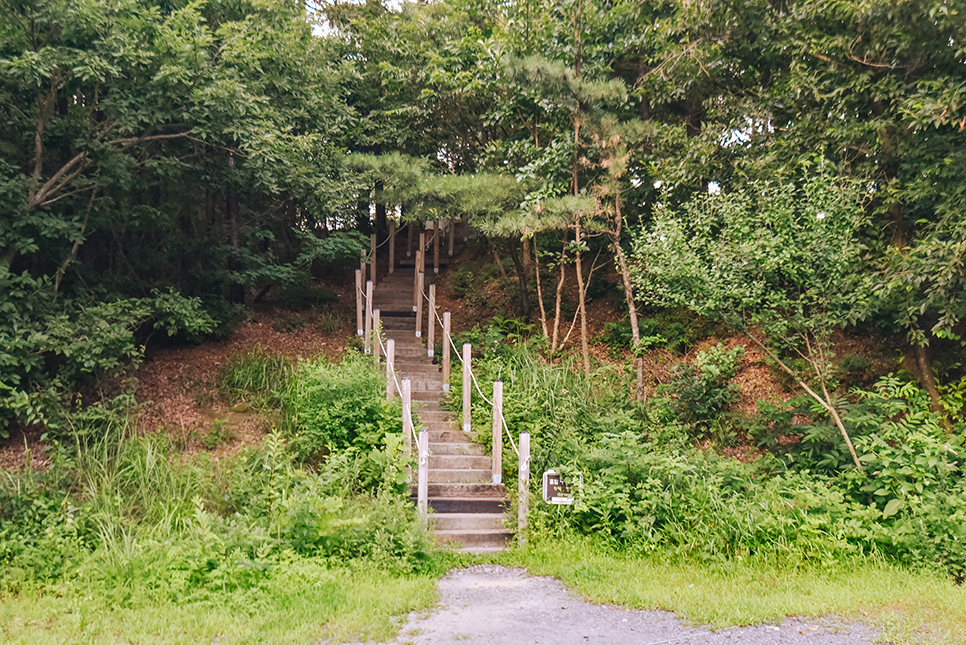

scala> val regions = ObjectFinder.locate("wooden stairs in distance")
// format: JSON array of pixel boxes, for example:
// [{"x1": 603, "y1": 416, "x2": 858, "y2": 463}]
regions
[{"x1": 372, "y1": 269, "x2": 511, "y2": 552}]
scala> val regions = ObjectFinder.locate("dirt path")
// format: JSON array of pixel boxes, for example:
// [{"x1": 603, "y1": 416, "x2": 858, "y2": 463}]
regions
[{"x1": 356, "y1": 565, "x2": 884, "y2": 645}]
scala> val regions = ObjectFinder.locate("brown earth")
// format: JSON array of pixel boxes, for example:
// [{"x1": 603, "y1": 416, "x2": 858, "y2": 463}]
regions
[{"x1": 0, "y1": 242, "x2": 899, "y2": 472}]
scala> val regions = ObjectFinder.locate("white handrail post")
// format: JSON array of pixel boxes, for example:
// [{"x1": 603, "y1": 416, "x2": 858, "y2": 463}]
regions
[
  {"x1": 388, "y1": 220, "x2": 396, "y2": 273},
  {"x1": 418, "y1": 428, "x2": 429, "y2": 523},
  {"x1": 386, "y1": 338, "x2": 395, "y2": 400},
  {"x1": 518, "y1": 430, "x2": 530, "y2": 544},
  {"x1": 492, "y1": 380, "x2": 503, "y2": 484},
  {"x1": 364, "y1": 280, "x2": 373, "y2": 353},
  {"x1": 442, "y1": 311, "x2": 451, "y2": 392},
  {"x1": 355, "y1": 269, "x2": 363, "y2": 336},
  {"x1": 433, "y1": 220, "x2": 440, "y2": 274},
  {"x1": 402, "y1": 378, "x2": 412, "y2": 457},
  {"x1": 372, "y1": 308, "x2": 381, "y2": 362},
  {"x1": 462, "y1": 343, "x2": 471, "y2": 433},
  {"x1": 427, "y1": 283, "x2": 436, "y2": 357},
  {"x1": 415, "y1": 272, "x2": 424, "y2": 338},
  {"x1": 370, "y1": 233, "x2": 377, "y2": 287}
]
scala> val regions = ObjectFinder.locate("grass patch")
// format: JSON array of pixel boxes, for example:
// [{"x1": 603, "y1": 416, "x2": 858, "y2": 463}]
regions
[
  {"x1": 0, "y1": 564, "x2": 438, "y2": 644},
  {"x1": 496, "y1": 537, "x2": 966, "y2": 644}
]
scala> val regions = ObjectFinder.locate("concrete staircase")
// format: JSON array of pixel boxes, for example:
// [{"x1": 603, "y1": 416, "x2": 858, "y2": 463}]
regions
[{"x1": 372, "y1": 269, "x2": 511, "y2": 552}]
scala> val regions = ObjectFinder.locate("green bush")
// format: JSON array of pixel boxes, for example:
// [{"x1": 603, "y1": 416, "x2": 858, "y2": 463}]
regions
[
  {"x1": 659, "y1": 343, "x2": 744, "y2": 430},
  {"x1": 281, "y1": 353, "x2": 401, "y2": 462}
]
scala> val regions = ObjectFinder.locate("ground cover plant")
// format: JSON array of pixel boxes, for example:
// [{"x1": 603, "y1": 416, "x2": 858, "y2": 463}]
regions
[
  {"x1": 449, "y1": 322, "x2": 966, "y2": 585},
  {"x1": 0, "y1": 351, "x2": 438, "y2": 644}
]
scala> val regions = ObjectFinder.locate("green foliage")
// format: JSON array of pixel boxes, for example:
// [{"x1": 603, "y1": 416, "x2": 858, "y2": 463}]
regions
[
  {"x1": 281, "y1": 354, "x2": 402, "y2": 463},
  {"x1": 217, "y1": 347, "x2": 294, "y2": 407},
  {"x1": 659, "y1": 344, "x2": 744, "y2": 431},
  {"x1": 1, "y1": 425, "x2": 432, "y2": 609},
  {"x1": 279, "y1": 281, "x2": 338, "y2": 312}
]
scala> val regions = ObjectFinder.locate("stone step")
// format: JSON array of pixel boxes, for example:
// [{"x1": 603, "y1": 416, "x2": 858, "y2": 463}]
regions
[
  {"x1": 433, "y1": 529, "x2": 511, "y2": 550},
  {"x1": 428, "y1": 442, "x2": 483, "y2": 455},
  {"x1": 432, "y1": 513, "x2": 506, "y2": 531},
  {"x1": 429, "y1": 454, "x2": 490, "y2": 470},
  {"x1": 429, "y1": 468, "x2": 492, "y2": 483}
]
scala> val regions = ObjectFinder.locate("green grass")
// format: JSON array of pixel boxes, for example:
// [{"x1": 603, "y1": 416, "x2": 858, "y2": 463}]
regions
[
  {"x1": 495, "y1": 537, "x2": 966, "y2": 645},
  {"x1": 0, "y1": 563, "x2": 438, "y2": 644}
]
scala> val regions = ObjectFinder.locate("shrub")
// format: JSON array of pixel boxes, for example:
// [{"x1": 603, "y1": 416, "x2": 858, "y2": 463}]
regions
[
  {"x1": 659, "y1": 343, "x2": 744, "y2": 430},
  {"x1": 281, "y1": 353, "x2": 401, "y2": 461}
]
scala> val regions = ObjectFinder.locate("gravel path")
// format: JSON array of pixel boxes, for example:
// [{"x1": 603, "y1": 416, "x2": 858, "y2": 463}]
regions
[{"x1": 358, "y1": 565, "x2": 884, "y2": 645}]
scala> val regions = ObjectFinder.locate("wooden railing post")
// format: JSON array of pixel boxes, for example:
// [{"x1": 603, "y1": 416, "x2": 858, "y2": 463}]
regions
[
  {"x1": 355, "y1": 269, "x2": 363, "y2": 336},
  {"x1": 418, "y1": 428, "x2": 429, "y2": 522},
  {"x1": 427, "y1": 283, "x2": 436, "y2": 357},
  {"x1": 419, "y1": 232, "x2": 426, "y2": 276},
  {"x1": 433, "y1": 220, "x2": 440, "y2": 274},
  {"x1": 442, "y1": 311, "x2": 451, "y2": 392},
  {"x1": 386, "y1": 338, "x2": 395, "y2": 400},
  {"x1": 370, "y1": 233, "x2": 377, "y2": 287},
  {"x1": 448, "y1": 219, "x2": 455, "y2": 257},
  {"x1": 462, "y1": 343, "x2": 472, "y2": 433},
  {"x1": 412, "y1": 248, "x2": 421, "y2": 311},
  {"x1": 360, "y1": 248, "x2": 366, "y2": 284},
  {"x1": 415, "y1": 272, "x2": 424, "y2": 338},
  {"x1": 402, "y1": 378, "x2": 412, "y2": 457},
  {"x1": 518, "y1": 430, "x2": 530, "y2": 544},
  {"x1": 364, "y1": 280, "x2": 373, "y2": 353},
  {"x1": 388, "y1": 220, "x2": 396, "y2": 273},
  {"x1": 406, "y1": 221, "x2": 414, "y2": 258},
  {"x1": 372, "y1": 308, "x2": 381, "y2": 362},
  {"x1": 492, "y1": 380, "x2": 503, "y2": 484}
]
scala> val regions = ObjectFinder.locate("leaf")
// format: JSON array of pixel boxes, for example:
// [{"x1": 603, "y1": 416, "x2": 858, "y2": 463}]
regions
[{"x1": 882, "y1": 498, "x2": 902, "y2": 519}]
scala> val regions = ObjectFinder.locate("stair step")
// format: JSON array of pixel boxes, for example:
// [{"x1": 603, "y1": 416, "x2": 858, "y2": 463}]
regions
[
  {"x1": 428, "y1": 442, "x2": 483, "y2": 455},
  {"x1": 429, "y1": 468, "x2": 492, "y2": 483},
  {"x1": 433, "y1": 529, "x2": 512, "y2": 550},
  {"x1": 429, "y1": 454, "x2": 490, "y2": 469},
  {"x1": 427, "y1": 497, "x2": 506, "y2": 514},
  {"x1": 432, "y1": 513, "x2": 506, "y2": 531},
  {"x1": 418, "y1": 410, "x2": 456, "y2": 423},
  {"x1": 426, "y1": 430, "x2": 475, "y2": 442}
]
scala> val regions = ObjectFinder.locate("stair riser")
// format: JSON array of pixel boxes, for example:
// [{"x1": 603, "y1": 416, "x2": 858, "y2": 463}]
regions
[
  {"x1": 429, "y1": 455, "x2": 490, "y2": 469},
  {"x1": 433, "y1": 532, "x2": 511, "y2": 549},
  {"x1": 433, "y1": 515, "x2": 506, "y2": 531},
  {"x1": 429, "y1": 469, "x2": 492, "y2": 483},
  {"x1": 428, "y1": 443, "x2": 484, "y2": 456},
  {"x1": 428, "y1": 499, "x2": 506, "y2": 514}
]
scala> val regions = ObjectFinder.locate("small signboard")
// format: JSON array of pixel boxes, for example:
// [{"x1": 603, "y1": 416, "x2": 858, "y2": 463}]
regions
[{"x1": 543, "y1": 470, "x2": 582, "y2": 505}]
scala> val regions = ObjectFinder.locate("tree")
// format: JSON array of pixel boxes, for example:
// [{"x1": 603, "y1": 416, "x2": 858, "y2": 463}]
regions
[{"x1": 633, "y1": 166, "x2": 867, "y2": 468}]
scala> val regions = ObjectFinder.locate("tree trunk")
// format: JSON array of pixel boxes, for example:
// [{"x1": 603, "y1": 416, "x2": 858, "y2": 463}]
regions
[
  {"x1": 574, "y1": 220, "x2": 590, "y2": 375},
  {"x1": 550, "y1": 231, "x2": 567, "y2": 354},
  {"x1": 610, "y1": 192, "x2": 644, "y2": 399},
  {"x1": 533, "y1": 235, "x2": 549, "y2": 339},
  {"x1": 506, "y1": 238, "x2": 531, "y2": 318}
]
